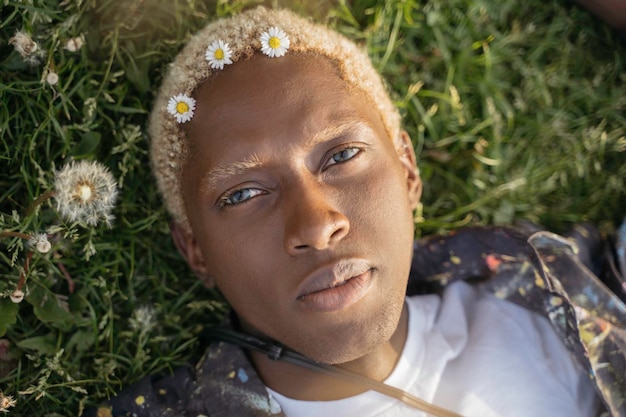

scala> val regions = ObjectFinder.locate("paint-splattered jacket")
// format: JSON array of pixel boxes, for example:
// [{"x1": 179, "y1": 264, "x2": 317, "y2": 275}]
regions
[{"x1": 86, "y1": 225, "x2": 626, "y2": 417}]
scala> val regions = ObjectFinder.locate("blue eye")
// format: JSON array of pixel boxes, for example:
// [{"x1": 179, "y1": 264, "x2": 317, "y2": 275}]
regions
[
  {"x1": 219, "y1": 188, "x2": 265, "y2": 207},
  {"x1": 327, "y1": 147, "x2": 360, "y2": 167}
]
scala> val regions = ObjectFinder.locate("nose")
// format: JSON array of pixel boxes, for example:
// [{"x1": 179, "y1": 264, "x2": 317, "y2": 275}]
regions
[{"x1": 283, "y1": 181, "x2": 350, "y2": 255}]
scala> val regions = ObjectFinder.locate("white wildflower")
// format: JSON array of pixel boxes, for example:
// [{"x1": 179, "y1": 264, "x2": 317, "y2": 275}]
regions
[
  {"x1": 260, "y1": 27, "x2": 290, "y2": 58},
  {"x1": 64, "y1": 35, "x2": 85, "y2": 52},
  {"x1": 53, "y1": 160, "x2": 118, "y2": 227},
  {"x1": 0, "y1": 392, "x2": 17, "y2": 412},
  {"x1": 205, "y1": 39, "x2": 233, "y2": 70},
  {"x1": 130, "y1": 305, "x2": 156, "y2": 334},
  {"x1": 29, "y1": 233, "x2": 51, "y2": 253},
  {"x1": 167, "y1": 94, "x2": 196, "y2": 123},
  {"x1": 9, "y1": 290, "x2": 24, "y2": 304}
]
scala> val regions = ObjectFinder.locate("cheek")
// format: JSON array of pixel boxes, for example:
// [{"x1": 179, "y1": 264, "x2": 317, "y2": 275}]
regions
[
  {"x1": 196, "y1": 223, "x2": 285, "y2": 314},
  {"x1": 208, "y1": 256, "x2": 284, "y2": 332},
  {"x1": 351, "y1": 159, "x2": 414, "y2": 234}
]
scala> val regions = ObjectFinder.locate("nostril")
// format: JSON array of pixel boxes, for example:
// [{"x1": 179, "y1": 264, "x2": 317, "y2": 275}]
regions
[
  {"x1": 284, "y1": 203, "x2": 350, "y2": 254},
  {"x1": 330, "y1": 223, "x2": 349, "y2": 242}
]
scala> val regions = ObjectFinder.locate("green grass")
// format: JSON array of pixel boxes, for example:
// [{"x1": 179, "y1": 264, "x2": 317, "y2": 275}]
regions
[{"x1": 0, "y1": 0, "x2": 624, "y2": 415}]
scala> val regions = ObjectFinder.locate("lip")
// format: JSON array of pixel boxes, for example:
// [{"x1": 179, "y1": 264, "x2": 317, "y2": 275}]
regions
[{"x1": 297, "y1": 259, "x2": 374, "y2": 312}]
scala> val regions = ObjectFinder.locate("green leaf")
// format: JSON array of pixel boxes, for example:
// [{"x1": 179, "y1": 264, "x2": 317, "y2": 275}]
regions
[
  {"x1": 71, "y1": 131, "x2": 102, "y2": 157},
  {"x1": 0, "y1": 299, "x2": 18, "y2": 337},
  {"x1": 27, "y1": 286, "x2": 75, "y2": 331},
  {"x1": 16, "y1": 334, "x2": 57, "y2": 356},
  {"x1": 66, "y1": 329, "x2": 95, "y2": 353}
]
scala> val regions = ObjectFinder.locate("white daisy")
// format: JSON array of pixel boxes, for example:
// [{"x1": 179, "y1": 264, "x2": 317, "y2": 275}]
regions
[
  {"x1": 29, "y1": 233, "x2": 51, "y2": 254},
  {"x1": 260, "y1": 27, "x2": 290, "y2": 58},
  {"x1": 167, "y1": 94, "x2": 196, "y2": 123},
  {"x1": 53, "y1": 160, "x2": 118, "y2": 227},
  {"x1": 206, "y1": 39, "x2": 233, "y2": 70}
]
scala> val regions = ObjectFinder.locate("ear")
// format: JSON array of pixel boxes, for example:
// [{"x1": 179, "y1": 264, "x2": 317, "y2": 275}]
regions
[
  {"x1": 169, "y1": 221, "x2": 215, "y2": 288},
  {"x1": 396, "y1": 130, "x2": 422, "y2": 210}
]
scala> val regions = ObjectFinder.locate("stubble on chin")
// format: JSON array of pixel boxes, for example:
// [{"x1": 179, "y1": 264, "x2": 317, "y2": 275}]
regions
[{"x1": 293, "y1": 295, "x2": 406, "y2": 366}]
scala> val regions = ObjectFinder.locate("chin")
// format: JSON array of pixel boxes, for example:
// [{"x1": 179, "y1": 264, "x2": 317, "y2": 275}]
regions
[{"x1": 295, "y1": 296, "x2": 404, "y2": 365}]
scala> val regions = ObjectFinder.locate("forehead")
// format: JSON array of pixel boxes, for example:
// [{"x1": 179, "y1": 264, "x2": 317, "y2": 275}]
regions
[{"x1": 183, "y1": 53, "x2": 389, "y2": 162}]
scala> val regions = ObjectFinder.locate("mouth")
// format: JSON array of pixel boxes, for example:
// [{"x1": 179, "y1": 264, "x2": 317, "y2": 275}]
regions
[{"x1": 297, "y1": 259, "x2": 374, "y2": 313}]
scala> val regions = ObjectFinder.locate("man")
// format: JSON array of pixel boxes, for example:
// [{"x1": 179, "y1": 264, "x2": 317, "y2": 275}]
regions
[{"x1": 88, "y1": 6, "x2": 625, "y2": 417}]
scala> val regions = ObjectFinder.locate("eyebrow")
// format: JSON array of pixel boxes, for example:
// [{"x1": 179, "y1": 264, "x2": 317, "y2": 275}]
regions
[
  {"x1": 306, "y1": 119, "x2": 371, "y2": 148},
  {"x1": 201, "y1": 153, "x2": 263, "y2": 191},
  {"x1": 201, "y1": 120, "x2": 373, "y2": 191}
]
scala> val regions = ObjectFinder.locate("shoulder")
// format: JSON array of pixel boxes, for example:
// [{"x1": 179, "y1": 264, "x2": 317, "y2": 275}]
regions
[
  {"x1": 83, "y1": 365, "x2": 194, "y2": 417},
  {"x1": 84, "y1": 340, "x2": 285, "y2": 417},
  {"x1": 408, "y1": 224, "x2": 626, "y2": 416}
]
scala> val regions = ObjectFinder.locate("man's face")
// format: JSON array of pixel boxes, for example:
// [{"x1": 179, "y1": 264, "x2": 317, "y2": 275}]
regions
[{"x1": 176, "y1": 53, "x2": 421, "y2": 364}]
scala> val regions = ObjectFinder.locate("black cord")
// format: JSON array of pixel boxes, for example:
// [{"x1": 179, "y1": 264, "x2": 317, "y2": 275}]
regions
[{"x1": 206, "y1": 327, "x2": 464, "y2": 417}]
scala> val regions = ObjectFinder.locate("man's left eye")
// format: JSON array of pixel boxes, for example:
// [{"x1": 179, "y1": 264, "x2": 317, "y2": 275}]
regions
[
  {"x1": 218, "y1": 188, "x2": 265, "y2": 208},
  {"x1": 326, "y1": 147, "x2": 360, "y2": 168}
]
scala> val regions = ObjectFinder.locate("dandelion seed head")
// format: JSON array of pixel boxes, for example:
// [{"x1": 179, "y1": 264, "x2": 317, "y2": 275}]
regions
[
  {"x1": 29, "y1": 233, "x2": 51, "y2": 254},
  {"x1": 75, "y1": 182, "x2": 94, "y2": 202},
  {"x1": 9, "y1": 31, "x2": 38, "y2": 56},
  {"x1": 8, "y1": 30, "x2": 45, "y2": 66},
  {"x1": 54, "y1": 160, "x2": 119, "y2": 227}
]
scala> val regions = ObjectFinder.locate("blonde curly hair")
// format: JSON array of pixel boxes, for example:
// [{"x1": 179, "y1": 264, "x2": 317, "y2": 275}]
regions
[{"x1": 149, "y1": 6, "x2": 401, "y2": 229}]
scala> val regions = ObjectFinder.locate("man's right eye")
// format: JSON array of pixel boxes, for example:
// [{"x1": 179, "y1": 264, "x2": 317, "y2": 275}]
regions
[
  {"x1": 218, "y1": 188, "x2": 265, "y2": 207},
  {"x1": 323, "y1": 146, "x2": 362, "y2": 170}
]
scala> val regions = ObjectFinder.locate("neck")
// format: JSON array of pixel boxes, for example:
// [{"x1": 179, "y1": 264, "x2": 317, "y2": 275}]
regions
[{"x1": 247, "y1": 304, "x2": 409, "y2": 401}]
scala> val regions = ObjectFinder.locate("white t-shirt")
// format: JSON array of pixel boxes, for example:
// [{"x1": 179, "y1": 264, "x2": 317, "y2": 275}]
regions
[{"x1": 267, "y1": 281, "x2": 599, "y2": 417}]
